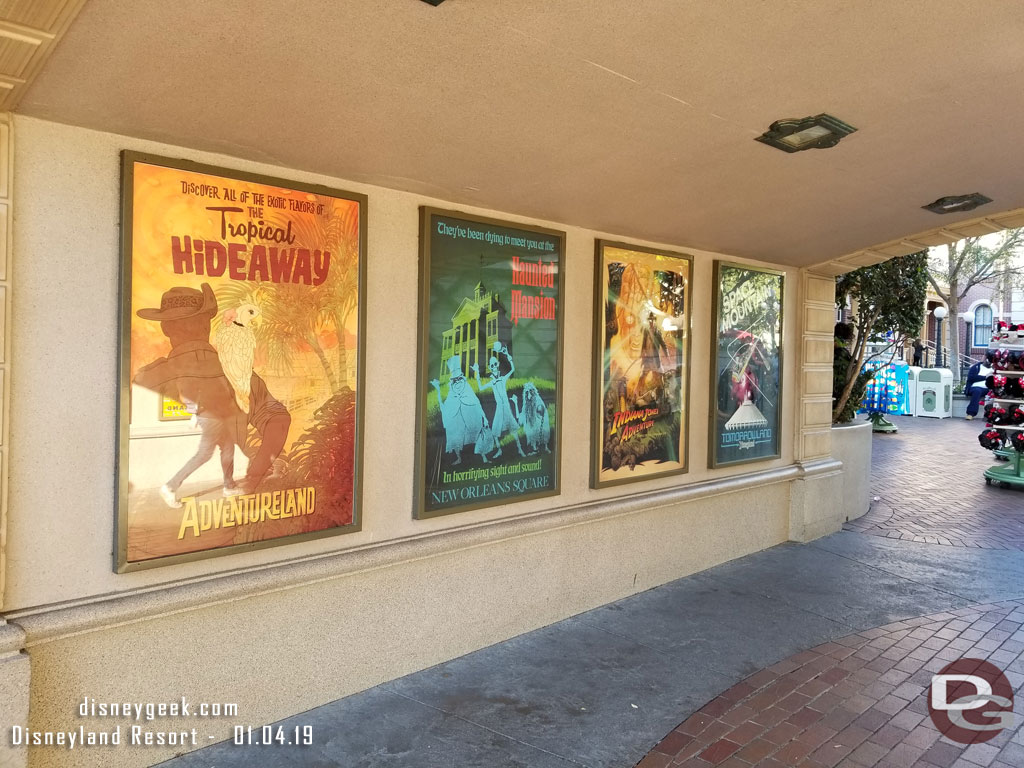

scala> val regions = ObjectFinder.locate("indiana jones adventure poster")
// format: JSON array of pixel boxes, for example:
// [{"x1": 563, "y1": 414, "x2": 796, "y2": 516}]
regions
[
  {"x1": 593, "y1": 241, "x2": 691, "y2": 487},
  {"x1": 710, "y1": 262, "x2": 784, "y2": 468},
  {"x1": 116, "y1": 152, "x2": 366, "y2": 571},
  {"x1": 416, "y1": 208, "x2": 565, "y2": 518}
]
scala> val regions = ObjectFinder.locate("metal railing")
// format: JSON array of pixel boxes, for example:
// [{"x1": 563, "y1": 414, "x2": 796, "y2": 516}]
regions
[{"x1": 921, "y1": 340, "x2": 974, "y2": 376}]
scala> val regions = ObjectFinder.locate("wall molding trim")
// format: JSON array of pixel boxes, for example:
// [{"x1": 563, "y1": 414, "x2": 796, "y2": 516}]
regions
[{"x1": 4, "y1": 462, "x2": 828, "y2": 647}]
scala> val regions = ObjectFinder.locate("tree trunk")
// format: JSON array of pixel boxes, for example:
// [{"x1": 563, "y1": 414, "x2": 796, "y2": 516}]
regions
[
  {"x1": 948, "y1": 282, "x2": 960, "y2": 382},
  {"x1": 832, "y1": 310, "x2": 877, "y2": 421},
  {"x1": 1001, "y1": 254, "x2": 1013, "y2": 318},
  {"x1": 306, "y1": 332, "x2": 340, "y2": 393},
  {"x1": 334, "y1": 312, "x2": 349, "y2": 391},
  {"x1": 336, "y1": 331, "x2": 348, "y2": 390}
]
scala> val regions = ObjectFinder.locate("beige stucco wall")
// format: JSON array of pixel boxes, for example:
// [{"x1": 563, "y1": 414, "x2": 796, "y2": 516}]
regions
[
  {"x1": 0, "y1": 622, "x2": 29, "y2": 767},
  {"x1": 5, "y1": 115, "x2": 800, "y2": 610},
  {"x1": 25, "y1": 482, "x2": 791, "y2": 768},
  {"x1": 1, "y1": 116, "x2": 836, "y2": 767}
]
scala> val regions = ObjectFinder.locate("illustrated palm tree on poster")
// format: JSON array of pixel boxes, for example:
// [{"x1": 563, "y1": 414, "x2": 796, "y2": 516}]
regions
[
  {"x1": 213, "y1": 199, "x2": 361, "y2": 532},
  {"x1": 215, "y1": 201, "x2": 359, "y2": 393}
]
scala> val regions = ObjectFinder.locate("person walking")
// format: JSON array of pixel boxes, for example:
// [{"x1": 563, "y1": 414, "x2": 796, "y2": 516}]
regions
[
  {"x1": 912, "y1": 338, "x2": 924, "y2": 367},
  {"x1": 133, "y1": 283, "x2": 246, "y2": 506},
  {"x1": 965, "y1": 352, "x2": 995, "y2": 420}
]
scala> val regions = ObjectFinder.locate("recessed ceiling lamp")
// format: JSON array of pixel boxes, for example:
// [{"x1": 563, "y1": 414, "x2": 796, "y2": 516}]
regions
[
  {"x1": 421, "y1": 0, "x2": 446, "y2": 5},
  {"x1": 755, "y1": 114, "x2": 857, "y2": 153},
  {"x1": 922, "y1": 193, "x2": 992, "y2": 214}
]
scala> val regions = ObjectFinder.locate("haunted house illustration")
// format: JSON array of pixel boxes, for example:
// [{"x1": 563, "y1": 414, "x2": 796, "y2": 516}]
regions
[{"x1": 439, "y1": 282, "x2": 514, "y2": 384}]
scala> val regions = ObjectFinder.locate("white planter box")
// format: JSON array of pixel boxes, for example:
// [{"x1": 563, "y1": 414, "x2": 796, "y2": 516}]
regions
[
  {"x1": 831, "y1": 420, "x2": 873, "y2": 521},
  {"x1": 952, "y1": 394, "x2": 968, "y2": 419}
]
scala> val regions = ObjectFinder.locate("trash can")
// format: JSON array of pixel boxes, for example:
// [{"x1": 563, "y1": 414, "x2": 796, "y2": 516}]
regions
[
  {"x1": 905, "y1": 366, "x2": 922, "y2": 416},
  {"x1": 916, "y1": 368, "x2": 953, "y2": 418}
]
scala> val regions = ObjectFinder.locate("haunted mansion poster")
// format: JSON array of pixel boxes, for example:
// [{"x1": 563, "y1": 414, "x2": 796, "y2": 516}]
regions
[{"x1": 416, "y1": 208, "x2": 564, "y2": 517}]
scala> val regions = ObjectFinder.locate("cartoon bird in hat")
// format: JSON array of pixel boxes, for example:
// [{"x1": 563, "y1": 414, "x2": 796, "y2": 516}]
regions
[{"x1": 213, "y1": 303, "x2": 260, "y2": 413}]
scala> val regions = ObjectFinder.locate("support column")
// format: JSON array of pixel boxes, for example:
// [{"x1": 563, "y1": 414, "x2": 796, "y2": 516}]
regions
[
  {"x1": 0, "y1": 112, "x2": 10, "y2": 607},
  {"x1": 789, "y1": 269, "x2": 844, "y2": 542},
  {"x1": 0, "y1": 622, "x2": 28, "y2": 768},
  {"x1": 797, "y1": 271, "x2": 837, "y2": 461},
  {"x1": 0, "y1": 112, "x2": 28, "y2": 768}
]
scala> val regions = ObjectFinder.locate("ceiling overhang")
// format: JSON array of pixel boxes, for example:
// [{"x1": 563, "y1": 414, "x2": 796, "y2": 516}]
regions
[
  {"x1": 8, "y1": 1, "x2": 1024, "y2": 270},
  {"x1": 813, "y1": 207, "x2": 1024, "y2": 277},
  {"x1": 0, "y1": 0, "x2": 87, "y2": 112}
]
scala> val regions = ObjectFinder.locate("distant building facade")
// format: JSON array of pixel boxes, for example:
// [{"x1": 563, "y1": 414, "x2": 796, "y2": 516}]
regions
[{"x1": 957, "y1": 282, "x2": 1023, "y2": 361}]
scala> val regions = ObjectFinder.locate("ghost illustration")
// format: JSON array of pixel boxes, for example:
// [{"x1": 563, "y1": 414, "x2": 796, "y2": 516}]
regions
[
  {"x1": 430, "y1": 355, "x2": 490, "y2": 465},
  {"x1": 512, "y1": 382, "x2": 551, "y2": 454}
]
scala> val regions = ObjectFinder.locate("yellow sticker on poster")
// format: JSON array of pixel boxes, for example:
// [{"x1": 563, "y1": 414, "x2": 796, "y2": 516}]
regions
[{"x1": 160, "y1": 396, "x2": 191, "y2": 422}]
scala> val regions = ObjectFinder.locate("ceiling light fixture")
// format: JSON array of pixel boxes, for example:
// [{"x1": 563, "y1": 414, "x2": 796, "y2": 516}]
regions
[
  {"x1": 420, "y1": 0, "x2": 446, "y2": 5},
  {"x1": 922, "y1": 193, "x2": 992, "y2": 214},
  {"x1": 755, "y1": 113, "x2": 857, "y2": 153}
]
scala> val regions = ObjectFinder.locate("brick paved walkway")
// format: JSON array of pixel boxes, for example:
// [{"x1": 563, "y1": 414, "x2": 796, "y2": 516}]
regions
[
  {"x1": 638, "y1": 600, "x2": 1024, "y2": 768},
  {"x1": 844, "y1": 416, "x2": 1024, "y2": 550}
]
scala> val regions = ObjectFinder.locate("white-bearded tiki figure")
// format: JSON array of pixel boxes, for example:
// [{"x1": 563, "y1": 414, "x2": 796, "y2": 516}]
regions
[
  {"x1": 213, "y1": 303, "x2": 260, "y2": 413},
  {"x1": 511, "y1": 382, "x2": 551, "y2": 455}
]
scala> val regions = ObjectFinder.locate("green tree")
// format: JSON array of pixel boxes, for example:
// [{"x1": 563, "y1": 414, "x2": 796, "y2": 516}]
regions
[
  {"x1": 833, "y1": 252, "x2": 928, "y2": 422},
  {"x1": 927, "y1": 228, "x2": 1024, "y2": 381}
]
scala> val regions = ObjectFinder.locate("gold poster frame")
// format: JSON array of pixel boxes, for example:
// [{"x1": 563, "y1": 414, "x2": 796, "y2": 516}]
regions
[
  {"x1": 590, "y1": 240, "x2": 693, "y2": 488},
  {"x1": 708, "y1": 261, "x2": 785, "y2": 469},
  {"x1": 414, "y1": 206, "x2": 566, "y2": 519},
  {"x1": 116, "y1": 151, "x2": 368, "y2": 572}
]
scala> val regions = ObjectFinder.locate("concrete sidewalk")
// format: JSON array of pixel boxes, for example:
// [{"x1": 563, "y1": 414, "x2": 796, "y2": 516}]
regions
[{"x1": 162, "y1": 416, "x2": 1024, "y2": 768}]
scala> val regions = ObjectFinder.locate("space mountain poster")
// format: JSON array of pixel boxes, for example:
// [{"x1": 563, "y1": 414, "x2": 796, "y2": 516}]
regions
[
  {"x1": 117, "y1": 152, "x2": 365, "y2": 571},
  {"x1": 416, "y1": 208, "x2": 564, "y2": 518},
  {"x1": 710, "y1": 262, "x2": 784, "y2": 467}
]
